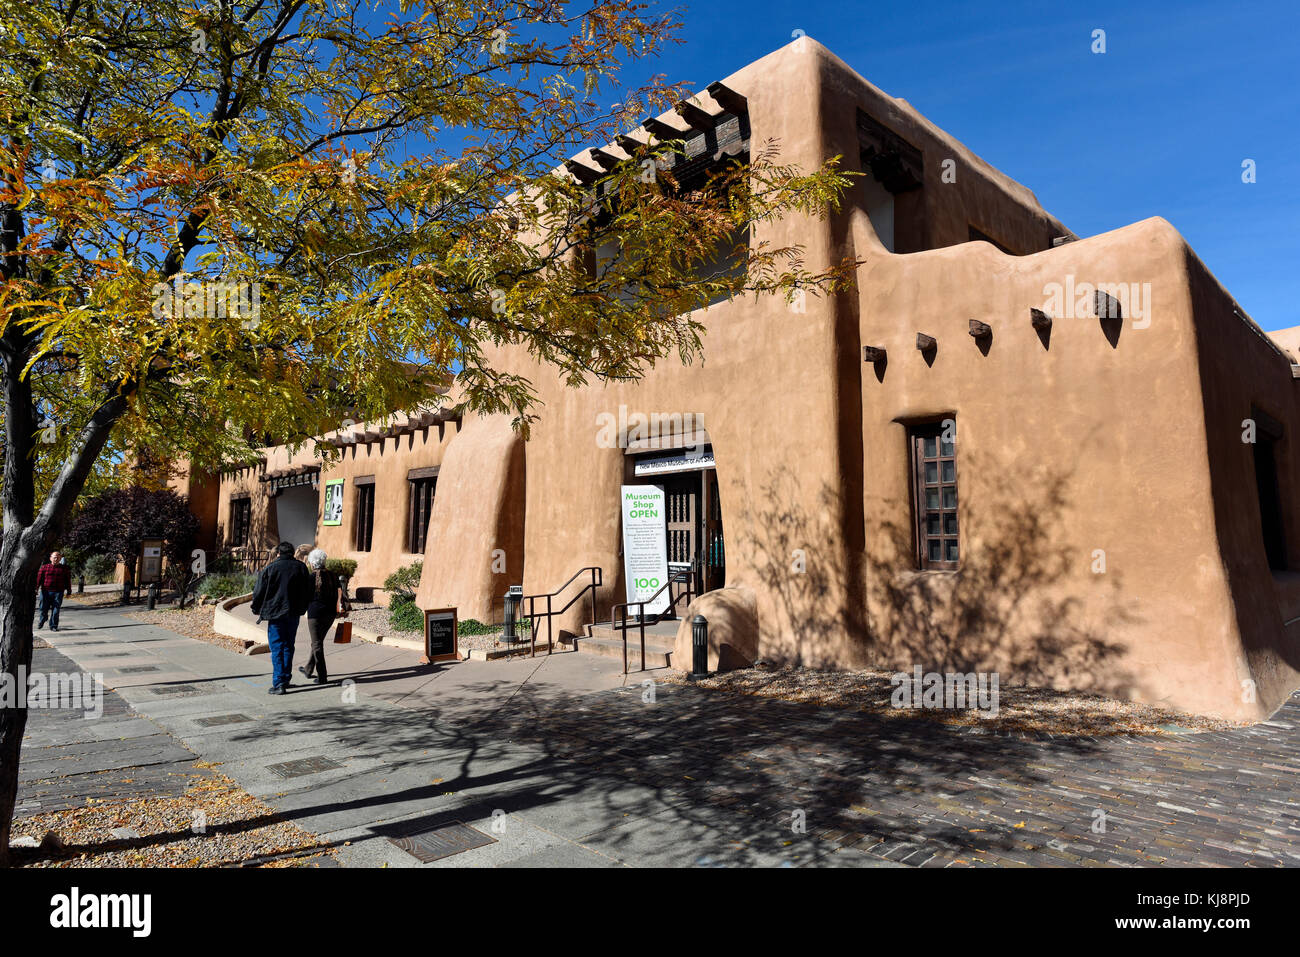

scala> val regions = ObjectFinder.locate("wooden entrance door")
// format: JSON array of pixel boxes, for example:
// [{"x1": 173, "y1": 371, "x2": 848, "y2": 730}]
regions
[
  {"x1": 662, "y1": 472, "x2": 697, "y2": 569},
  {"x1": 658, "y1": 470, "x2": 725, "y2": 596}
]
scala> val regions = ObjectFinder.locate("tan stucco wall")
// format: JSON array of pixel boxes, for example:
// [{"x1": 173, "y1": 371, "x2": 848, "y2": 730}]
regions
[
  {"x1": 214, "y1": 415, "x2": 461, "y2": 597},
  {"x1": 414, "y1": 413, "x2": 525, "y2": 623},
  {"x1": 201, "y1": 38, "x2": 1299, "y2": 721}
]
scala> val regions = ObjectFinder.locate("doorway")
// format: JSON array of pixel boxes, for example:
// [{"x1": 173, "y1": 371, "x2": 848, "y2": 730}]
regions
[{"x1": 632, "y1": 448, "x2": 725, "y2": 598}]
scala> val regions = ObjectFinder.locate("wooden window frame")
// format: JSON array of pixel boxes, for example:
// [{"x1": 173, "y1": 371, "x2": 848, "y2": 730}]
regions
[
  {"x1": 354, "y1": 482, "x2": 376, "y2": 553},
  {"x1": 407, "y1": 475, "x2": 437, "y2": 554},
  {"x1": 230, "y1": 498, "x2": 251, "y2": 547},
  {"x1": 908, "y1": 420, "x2": 960, "y2": 571}
]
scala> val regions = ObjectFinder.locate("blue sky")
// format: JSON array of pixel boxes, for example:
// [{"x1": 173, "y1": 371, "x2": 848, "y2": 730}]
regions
[{"x1": 616, "y1": 0, "x2": 1299, "y2": 331}]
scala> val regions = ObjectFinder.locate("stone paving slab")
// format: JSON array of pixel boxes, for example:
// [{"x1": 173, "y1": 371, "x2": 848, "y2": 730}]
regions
[{"x1": 30, "y1": 600, "x2": 1300, "y2": 867}]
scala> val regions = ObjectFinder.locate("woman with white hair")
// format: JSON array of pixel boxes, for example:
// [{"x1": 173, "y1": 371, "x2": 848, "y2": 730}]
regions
[{"x1": 299, "y1": 548, "x2": 348, "y2": 684}]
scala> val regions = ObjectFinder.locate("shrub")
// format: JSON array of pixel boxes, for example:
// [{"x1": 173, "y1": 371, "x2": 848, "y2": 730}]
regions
[
  {"x1": 197, "y1": 572, "x2": 257, "y2": 600},
  {"x1": 387, "y1": 595, "x2": 423, "y2": 633},
  {"x1": 82, "y1": 554, "x2": 117, "y2": 584},
  {"x1": 383, "y1": 561, "x2": 422, "y2": 602},
  {"x1": 325, "y1": 558, "x2": 357, "y2": 579},
  {"x1": 457, "y1": 617, "x2": 530, "y2": 636},
  {"x1": 210, "y1": 553, "x2": 246, "y2": 574}
]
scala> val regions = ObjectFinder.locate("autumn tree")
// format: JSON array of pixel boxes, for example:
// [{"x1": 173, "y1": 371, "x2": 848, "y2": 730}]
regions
[{"x1": 0, "y1": 0, "x2": 853, "y2": 858}]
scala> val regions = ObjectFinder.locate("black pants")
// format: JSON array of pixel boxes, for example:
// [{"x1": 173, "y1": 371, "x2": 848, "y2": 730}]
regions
[{"x1": 303, "y1": 616, "x2": 334, "y2": 681}]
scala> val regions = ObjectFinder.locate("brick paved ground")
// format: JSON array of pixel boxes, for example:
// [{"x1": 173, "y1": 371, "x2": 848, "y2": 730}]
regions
[{"x1": 26, "y1": 600, "x2": 1300, "y2": 867}]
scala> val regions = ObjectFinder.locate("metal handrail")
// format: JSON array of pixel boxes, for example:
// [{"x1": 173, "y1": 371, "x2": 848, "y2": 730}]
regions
[
  {"x1": 521, "y1": 566, "x2": 603, "y2": 657},
  {"x1": 610, "y1": 565, "x2": 696, "y2": 674}
]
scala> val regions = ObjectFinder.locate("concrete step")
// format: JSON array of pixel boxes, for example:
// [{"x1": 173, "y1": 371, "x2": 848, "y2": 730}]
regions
[
  {"x1": 586, "y1": 620, "x2": 680, "y2": 642},
  {"x1": 572, "y1": 634, "x2": 674, "y2": 669}
]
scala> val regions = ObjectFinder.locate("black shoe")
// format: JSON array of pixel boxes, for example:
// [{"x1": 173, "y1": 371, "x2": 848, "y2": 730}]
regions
[
  {"x1": 298, "y1": 666, "x2": 312, "y2": 679},
  {"x1": 268, "y1": 685, "x2": 284, "y2": 695},
  {"x1": 51, "y1": 625, "x2": 58, "y2": 632},
  {"x1": 313, "y1": 677, "x2": 327, "y2": 685},
  {"x1": 37, "y1": 622, "x2": 44, "y2": 630}
]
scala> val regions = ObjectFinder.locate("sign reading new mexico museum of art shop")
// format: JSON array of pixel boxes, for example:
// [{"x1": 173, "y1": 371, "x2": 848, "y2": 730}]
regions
[
  {"x1": 621, "y1": 485, "x2": 670, "y2": 617},
  {"x1": 322, "y1": 479, "x2": 344, "y2": 526}
]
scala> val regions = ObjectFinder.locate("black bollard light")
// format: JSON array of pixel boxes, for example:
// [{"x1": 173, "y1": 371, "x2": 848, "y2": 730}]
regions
[
  {"x1": 77, "y1": 575, "x2": 84, "y2": 595},
  {"x1": 502, "y1": 585, "x2": 522, "y2": 642},
  {"x1": 690, "y1": 614, "x2": 709, "y2": 680},
  {"x1": 147, "y1": 582, "x2": 158, "y2": 610}
]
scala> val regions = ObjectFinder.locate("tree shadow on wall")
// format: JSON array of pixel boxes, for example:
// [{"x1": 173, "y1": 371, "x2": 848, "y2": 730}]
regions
[{"x1": 736, "y1": 463, "x2": 1145, "y2": 702}]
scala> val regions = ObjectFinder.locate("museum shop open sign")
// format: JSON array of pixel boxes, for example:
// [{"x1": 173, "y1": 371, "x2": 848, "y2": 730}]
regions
[
  {"x1": 621, "y1": 485, "x2": 670, "y2": 617},
  {"x1": 423, "y1": 608, "x2": 459, "y2": 663}
]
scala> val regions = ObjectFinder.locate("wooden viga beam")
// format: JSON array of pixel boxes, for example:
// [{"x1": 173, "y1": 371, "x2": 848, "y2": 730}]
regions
[
  {"x1": 563, "y1": 157, "x2": 602, "y2": 185},
  {"x1": 968, "y1": 320, "x2": 992, "y2": 338},
  {"x1": 1030, "y1": 307, "x2": 1053, "y2": 331},
  {"x1": 674, "y1": 99, "x2": 717, "y2": 132},
  {"x1": 588, "y1": 147, "x2": 622, "y2": 171},
  {"x1": 706, "y1": 81, "x2": 748, "y2": 116},
  {"x1": 642, "y1": 116, "x2": 687, "y2": 142}
]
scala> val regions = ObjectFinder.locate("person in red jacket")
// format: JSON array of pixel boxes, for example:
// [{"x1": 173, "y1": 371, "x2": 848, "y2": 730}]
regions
[{"x1": 36, "y1": 550, "x2": 72, "y2": 631}]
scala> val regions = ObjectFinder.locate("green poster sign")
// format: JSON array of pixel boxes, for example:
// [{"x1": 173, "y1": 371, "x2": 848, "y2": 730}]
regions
[{"x1": 322, "y1": 479, "x2": 345, "y2": 526}]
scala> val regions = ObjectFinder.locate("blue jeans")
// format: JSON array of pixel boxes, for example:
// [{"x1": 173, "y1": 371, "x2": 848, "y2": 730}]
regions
[
  {"x1": 39, "y1": 590, "x2": 64, "y2": 629},
  {"x1": 266, "y1": 616, "x2": 300, "y2": 689}
]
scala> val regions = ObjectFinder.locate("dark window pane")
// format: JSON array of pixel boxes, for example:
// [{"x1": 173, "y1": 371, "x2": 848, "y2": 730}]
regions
[
  {"x1": 923, "y1": 437, "x2": 937, "y2": 457},
  {"x1": 945, "y1": 540, "x2": 959, "y2": 562},
  {"x1": 924, "y1": 461, "x2": 938, "y2": 484},
  {"x1": 940, "y1": 435, "x2": 955, "y2": 456},
  {"x1": 942, "y1": 487, "x2": 957, "y2": 509},
  {"x1": 944, "y1": 513, "x2": 958, "y2": 536},
  {"x1": 928, "y1": 539, "x2": 941, "y2": 561},
  {"x1": 927, "y1": 512, "x2": 941, "y2": 535},
  {"x1": 941, "y1": 460, "x2": 956, "y2": 483},
  {"x1": 925, "y1": 488, "x2": 940, "y2": 510}
]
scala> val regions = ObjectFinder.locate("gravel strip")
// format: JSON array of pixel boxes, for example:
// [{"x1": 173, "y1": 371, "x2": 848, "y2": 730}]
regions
[
  {"x1": 662, "y1": 665, "x2": 1241, "y2": 737},
  {"x1": 12, "y1": 768, "x2": 336, "y2": 868}
]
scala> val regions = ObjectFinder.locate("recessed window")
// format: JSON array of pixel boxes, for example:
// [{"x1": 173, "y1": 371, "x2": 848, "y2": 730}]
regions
[
  {"x1": 230, "y1": 499, "x2": 251, "y2": 547},
  {"x1": 354, "y1": 483, "x2": 376, "y2": 553},
  {"x1": 909, "y1": 422, "x2": 959, "y2": 570},
  {"x1": 1252, "y1": 408, "x2": 1287, "y2": 570},
  {"x1": 408, "y1": 476, "x2": 436, "y2": 553}
]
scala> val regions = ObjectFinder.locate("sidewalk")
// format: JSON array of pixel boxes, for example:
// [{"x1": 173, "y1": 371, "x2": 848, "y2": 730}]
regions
[{"x1": 25, "y1": 596, "x2": 1300, "y2": 867}]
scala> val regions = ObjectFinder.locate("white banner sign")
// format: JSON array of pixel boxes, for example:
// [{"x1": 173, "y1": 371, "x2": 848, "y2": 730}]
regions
[
  {"x1": 621, "y1": 485, "x2": 670, "y2": 616},
  {"x1": 633, "y1": 447, "x2": 714, "y2": 476}
]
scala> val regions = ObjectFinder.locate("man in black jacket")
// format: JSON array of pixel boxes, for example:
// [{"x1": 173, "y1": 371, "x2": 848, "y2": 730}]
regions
[{"x1": 250, "y1": 542, "x2": 312, "y2": 694}]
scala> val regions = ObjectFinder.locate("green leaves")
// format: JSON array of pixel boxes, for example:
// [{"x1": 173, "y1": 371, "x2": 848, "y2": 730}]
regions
[{"x1": 1, "y1": 0, "x2": 853, "y2": 489}]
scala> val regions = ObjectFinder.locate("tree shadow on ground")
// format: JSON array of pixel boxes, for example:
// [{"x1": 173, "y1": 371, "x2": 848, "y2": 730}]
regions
[
  {"x1": 209, "y1": 674, "x2": 1126, "y2": 866},
  {"x1": 736, "y1": 462, "x2": 1145, "y2": 702}
]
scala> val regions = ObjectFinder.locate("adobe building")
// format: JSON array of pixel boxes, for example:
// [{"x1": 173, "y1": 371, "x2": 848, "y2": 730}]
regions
[{"x1": 197, "y1": 39, "x2": 1299, "y2": 721}]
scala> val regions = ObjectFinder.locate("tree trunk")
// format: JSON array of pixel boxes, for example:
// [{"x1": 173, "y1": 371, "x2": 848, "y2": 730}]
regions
[{"x1": 0, "y1": 566, "x2": 38, "y2": 866}]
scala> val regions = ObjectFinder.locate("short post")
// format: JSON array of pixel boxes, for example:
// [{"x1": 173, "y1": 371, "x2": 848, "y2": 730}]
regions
[
  {"x1": 77, "y1": 575, "x2": 84, "y2": 595},
  {"x1": 147, "y1": 582, "x2": 158, "y2": 610},
  {"x1": 690, "y1": 614, "x2": 709, "y2": 680},
  {"x1": 503, "y1": 585, "x2": 522, "y2": 642}
]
